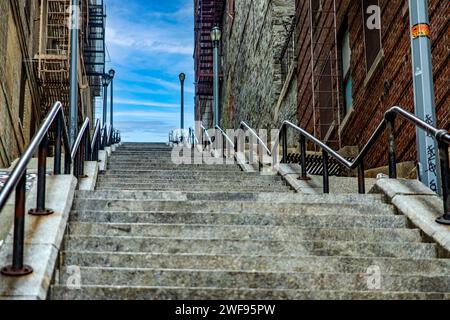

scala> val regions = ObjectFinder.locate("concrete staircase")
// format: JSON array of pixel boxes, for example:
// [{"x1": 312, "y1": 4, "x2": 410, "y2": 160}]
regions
[{"x1": 50, "y1": 143, "x2": 450, "y2": 300}]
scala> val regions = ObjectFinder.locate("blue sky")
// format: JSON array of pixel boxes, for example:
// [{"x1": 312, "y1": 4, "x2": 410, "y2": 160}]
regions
[{"x1": 98, "y1": 0, "x2": 195, "y2": 142}]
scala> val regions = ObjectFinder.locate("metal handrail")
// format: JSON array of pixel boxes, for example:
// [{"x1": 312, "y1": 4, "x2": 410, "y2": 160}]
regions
[
  {"x1": 200, "y1": 124, "x2": 214, "y2": 148},
  {"x1": 0, "y1": 101, "x2": 103, "y2": 277},
  {"x1": 271, "y1": 106, "x2": 449, "y2": 225},
  {"x1": 0, "y1": 102, "x2": 69, "y2": 213},
  {"x1": 71, "y1": 118, "x2": 91, "y2": 179},
  {"x1": 0, "y1": 101, "x2": 72, "y2": 276},
  {"x1": 240, "y1": 122, "x2": 272, "y2": 156},
  {"x1": 215, "y1": 125, "x2": 235, "y2": 148},
  {"x1": 91, "y1": 119, "x2": 101, "y2": 161}
]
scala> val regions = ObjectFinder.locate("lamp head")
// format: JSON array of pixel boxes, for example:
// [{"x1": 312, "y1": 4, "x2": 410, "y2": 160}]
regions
[
  {"x1": 108, "y1": 69, "x2": 116, "y2": 79},
  {"x1": 179, "y1": 73, "x2": 186, "y2": 82},
  {"x1": 102, "y1": 74, "x2": 111, "y2": 86},
  {"x1": 211, "y1": 26, "x2": 221, "y2": 42}
]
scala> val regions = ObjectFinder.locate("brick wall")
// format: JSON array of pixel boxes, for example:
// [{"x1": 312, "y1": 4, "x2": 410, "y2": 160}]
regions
[
  {"x1": 0, "y1": 0, "x2": 40, "y2": 168},
  {"x1": 295, "y1": 0, "x2": 449, "y2": 169}
]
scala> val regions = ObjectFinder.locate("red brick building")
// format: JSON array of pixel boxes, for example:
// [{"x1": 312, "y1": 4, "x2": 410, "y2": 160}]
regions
[{"x1": 295, "y1": 0, "x2": 449, "y2": 169}]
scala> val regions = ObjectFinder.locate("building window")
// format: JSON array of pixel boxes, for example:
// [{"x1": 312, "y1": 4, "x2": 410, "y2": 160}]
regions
[
  {"x1": 318, "y1": 57, "x2": 333, "y2": 139},
  {"x1": 362, "y1": 0, "x2": 382, "y2": 72},
  {"x1": 340, "y1": 25, "x2": 353, "y2": 116}
]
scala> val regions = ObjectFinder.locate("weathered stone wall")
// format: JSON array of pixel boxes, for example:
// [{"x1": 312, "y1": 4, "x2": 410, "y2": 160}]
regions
[
  {"x1": 220, "y1": 0, "x2": 295, "y2": 132},
  {"x1": 0, "y1": 0, "x2": 40, "y2": 168}
]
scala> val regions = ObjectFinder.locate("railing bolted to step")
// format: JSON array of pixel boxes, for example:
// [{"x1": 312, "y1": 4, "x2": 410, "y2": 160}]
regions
[
  {"x1": 270, "y1": 106, "x2": 450, "y2": 225},
  {"x1": 0, "y1": 102, "x2": 120, "y2": 277},
  {"x1": 206, "y1": 107, "x2": 450, "y2": 225}
]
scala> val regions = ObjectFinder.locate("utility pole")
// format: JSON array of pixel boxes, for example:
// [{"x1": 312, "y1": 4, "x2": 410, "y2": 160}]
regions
[
  {"x1": 408, "y1": 0, "x2": 440, "y2": 193},
  {"x1": 69, "y1": 0, "x2": 80, "y2": 147}
]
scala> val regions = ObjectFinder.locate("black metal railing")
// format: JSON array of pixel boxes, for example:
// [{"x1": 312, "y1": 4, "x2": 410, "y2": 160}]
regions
[
  {"x1": 215, "y1": 125, "x2": 235, "y2": 159},
  {"x1": 200, "y1": 124, "x2": 214, "y2": 150},
  {"x1": 0, "y1": 101, "x2": 103, "y2": 277},
  {"x1": 238, "y1": 122, "x2": 272, "y2": 171},
  {"x1": 270, "y1": 106, "x2": 450, "y2": 225},
  {"x1": 100, "y1": 124, "x2": 120, "y2": 149}
]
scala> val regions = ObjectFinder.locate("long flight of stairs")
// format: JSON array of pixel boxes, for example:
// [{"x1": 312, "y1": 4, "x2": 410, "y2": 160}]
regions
[{"x1": 50, "y1": 143, "x2": 450, "y2": 299}]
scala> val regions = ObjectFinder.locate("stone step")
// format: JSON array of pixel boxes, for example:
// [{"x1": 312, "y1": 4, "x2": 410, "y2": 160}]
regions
[
  {"x1": 67, "y1": 223, "x2": 421, "y2": 242},
  {"x1": 49, "y1": 285, "x2": 450, "y2": 300},
  {"x1": 97, "y1": 175, "x2": 284, "y2": 183},
  {"x1": 95, "y1": 184, "x2": 291, "y2": 192},
  {"x1": 61, "y1": 251, "x2": 450, "y2": 275},
  {"x1": 107, "y1": 165, "x2": 242, "y2": 172},
  {"x1": 73, "y1": 191, "x2": 387, "y2": 204},
  {"x1": 62, "y1": 236, "x2": 436, "y2": 259},
  {"x1": 72, "y1": 199, "x2": 395, "y2": 216},
  {"x1": 101, "y1": 170, "x2": 266, "y2": 177},
  {"x1": 69, "y1": 211, "x2": 407, "y2": 228},
  {"x1": 55, "y1": 267, "x2": 450, "y2": 292}
]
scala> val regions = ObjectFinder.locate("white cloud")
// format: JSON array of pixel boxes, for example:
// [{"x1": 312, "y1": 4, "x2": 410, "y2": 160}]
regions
[{"x1": 115, "y1": 98, "x2": 179, "y2": 108}]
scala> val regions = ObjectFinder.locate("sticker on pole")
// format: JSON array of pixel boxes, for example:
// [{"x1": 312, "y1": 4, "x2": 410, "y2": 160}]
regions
[{"x1": 412, "y1": 24, "x2": 430, "y2": 39}]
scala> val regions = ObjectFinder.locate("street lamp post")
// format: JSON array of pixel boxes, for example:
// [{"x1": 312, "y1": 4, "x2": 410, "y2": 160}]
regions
[
  {"x1": 102, "y1": 74, "x2": 111, "y2": 127},
  {"x1": 68, "y1": 0, "x2": 80, "y2": 147},
  {"x1": 108, "y1": 69, "x2": 116, "y2": 132},
  {"x1": 179, "y1": 73, "x2": 186, "y2": 130},
  {"x1": 211, "y1": 26, "x2": 221, "y2": 128}
]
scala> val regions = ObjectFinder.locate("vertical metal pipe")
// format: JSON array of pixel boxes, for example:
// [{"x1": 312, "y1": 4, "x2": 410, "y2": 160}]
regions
[
  {"x1": 180, "y1": 76, "x2": 185, "y2": 130},
  {"x1": 248, "y1": 134, "x2": 254, "y2": 165},
  {"x1": 282, "y1": 127, "x2": 288, "y2": 164},
  {"x1": 36, "y1": 136, "x2": 47, "y2": 211},
  {"x1": 436, "y1": 143, "x2": 450, "y2": 225},
  {"x1": 299, "y1": 135, "x2": 309, "y2": 180},
  {"x1": 1, "y1": 171, "x2": 33, "y2": 276},
  {"x1": 213, "y1": 40, "x2": 220, "y2": 127},
  {"x1": 64, "y1": 146, "x2": 71, "y2": 175},
  {"x1": 258, "y1": 143, "x2": 263, "y2": 172},
  {"x1": 80, "y1": 135, "x2": 85, "y2": 177},
  {"x1": 322, "y1": 150, "x2": 329, "y2": 194},
  {"x1": 110, "y1": 77, "x2": 114, "y2": 131},
  {"x1": 69, "y1": 0, "x2": 79, "y2": 147},
  {"x1": 358, "y1": 160, "x2": 366, "y2": 194},
  {"x1": 387, "y1": 117, "x2": 397, "y2": 179},
  {"x1": 54, "y1": 113, "x2": 62, "y2": 175},
  {"x1": 30, "y1": 135, "x2": 54, "y2": 215},
  {"x1": 409, "y1": 0, "x2": 440, "y2": 193},
  {"x1": 103, "y1": 83, "x2": 108, "y2": 127}
]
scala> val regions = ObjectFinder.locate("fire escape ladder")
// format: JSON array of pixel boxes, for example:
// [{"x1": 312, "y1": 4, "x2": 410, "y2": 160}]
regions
[{"x1": 308, "y1": 0, "x2": 342, "y2": 149}]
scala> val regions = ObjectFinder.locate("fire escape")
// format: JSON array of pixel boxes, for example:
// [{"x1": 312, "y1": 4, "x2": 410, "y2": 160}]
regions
[
  {"x1": 194, "y1": 0, "x2": 224, "y2": 129},
  {"x1": 37, "y1": 0, "x2": 105, "y2": 124},
  {"x1": 308, "y1": 0, "x2": 342, "y2": 148}
]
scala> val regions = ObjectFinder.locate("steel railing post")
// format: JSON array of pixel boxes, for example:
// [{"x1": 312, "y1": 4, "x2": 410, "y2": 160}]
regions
[
  {"x1": 282, "y1": 127, "x2": 288, "y2": 164},
  {"x1": 0, "y1": 171, "x2": 33, "y2": 276},
  {"x1": 258, "y1": 142, "x2": 263, "y2": 172},
  {"x1": 322, "y1": 150, "x2": 329, "y2": 194},
  {"x1": 436, "y1": 142, "x2": 450, "y2": 225},
  {"x1": 387, "y1": 116, "x2": 397, "y2": 179},
  {"x1": 358, "y1": 159, "x2": 366, "y2": 194},
  {"x1": 54, "y1": 113, "x2": 62, "y2": 175},
  {"x1": 29, "y1": 134, "x2": 54, "y2": 216},
  {"x1": 299, "y1": 135, "x2": 310, "y2": 180}
]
